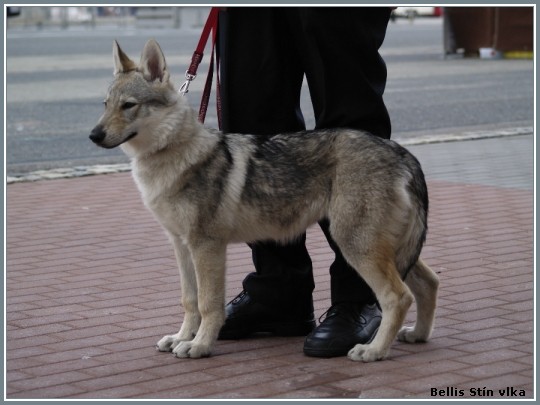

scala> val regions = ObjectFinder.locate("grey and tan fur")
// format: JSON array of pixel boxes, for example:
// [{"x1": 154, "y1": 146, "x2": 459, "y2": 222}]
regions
[{"x1": 90, "y1": 39, "x2": 439, "y2": 362}]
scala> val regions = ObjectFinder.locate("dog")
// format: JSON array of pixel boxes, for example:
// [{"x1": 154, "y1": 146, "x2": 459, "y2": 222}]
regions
[{"x1": 89, "y1": 39, "x2": 439, "y2": 362}]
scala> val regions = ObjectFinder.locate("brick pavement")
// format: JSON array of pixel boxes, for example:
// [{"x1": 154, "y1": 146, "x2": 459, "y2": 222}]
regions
[{"x1": 5, "y1": 135, "x2": 534, "y2": 399}]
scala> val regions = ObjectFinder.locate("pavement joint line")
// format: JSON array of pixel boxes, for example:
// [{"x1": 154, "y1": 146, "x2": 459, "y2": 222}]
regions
[{"x1": 6, "y1": 126, "x2": 533, "y2": 184}]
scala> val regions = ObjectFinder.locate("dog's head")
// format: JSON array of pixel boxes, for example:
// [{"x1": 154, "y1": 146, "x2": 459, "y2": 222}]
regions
[{"x1": 89, "y1": 39, "x2": 178, "y2": 155}]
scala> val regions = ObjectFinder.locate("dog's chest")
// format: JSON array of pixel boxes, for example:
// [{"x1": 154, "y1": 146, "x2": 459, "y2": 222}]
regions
[{"x1": 133, "y1": 171, "x2": 194, "y2": 237}]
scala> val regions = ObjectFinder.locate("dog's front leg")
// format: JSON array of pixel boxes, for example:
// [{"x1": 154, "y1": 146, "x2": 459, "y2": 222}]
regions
[
  {"x1": 172, "y1": 240, "x2": 226, "y2": 358},
  {"x1": 157, "y1": 236, "x2": 201, "y2": 352}
]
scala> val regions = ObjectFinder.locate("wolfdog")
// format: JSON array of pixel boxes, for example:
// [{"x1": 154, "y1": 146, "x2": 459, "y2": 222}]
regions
[{"x1": 90, "y1": 39, "x2": 439, "y2": 362}]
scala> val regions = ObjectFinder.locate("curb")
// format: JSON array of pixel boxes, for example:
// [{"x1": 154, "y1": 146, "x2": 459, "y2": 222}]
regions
[
  {"x1": 395, "y1": 125, "x2": 533, "y2": 146},
  {"x1": 6, "y1": 127, "x2": 533, "y2": 184},
  {"x1": 6, "y1": 163, "x2": 131, "y2": 184}
]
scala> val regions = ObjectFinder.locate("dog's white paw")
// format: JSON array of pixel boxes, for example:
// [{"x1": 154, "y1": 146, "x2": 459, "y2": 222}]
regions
[
  {"x1": 397, "y1": 326, "x2": 427, "y2": 343},
  {"x1": 347, "y1": 344, "x2": 386, "y2": 362},
  {"x1": 156, "y1": 334, "x2": 183, "y2": 352},
  {"x1": 172, "y1": 341, "x2": 211, "y2": 359}
]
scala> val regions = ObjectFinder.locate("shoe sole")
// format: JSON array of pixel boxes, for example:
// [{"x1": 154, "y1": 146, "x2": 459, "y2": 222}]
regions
[
  {"x1": 218, "y1": 320, "x2": 316, "y2": 340},
  {"x1": 303, "y1": 325, "x2": 380, "y2": 358}
]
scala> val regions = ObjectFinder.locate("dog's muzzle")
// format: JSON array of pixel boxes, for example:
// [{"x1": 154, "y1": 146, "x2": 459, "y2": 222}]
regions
[
  {"x1": 89, "y1": 125, "x2": 107, "y2": 145},
  {"x1": 89, "y1": 125, "x2": 137, "y2": 149}
]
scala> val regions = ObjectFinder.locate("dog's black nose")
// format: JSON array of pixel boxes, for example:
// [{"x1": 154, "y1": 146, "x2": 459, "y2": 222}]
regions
[{"x1": 89, "y1": 125, "x2": 106, "y2": 144}]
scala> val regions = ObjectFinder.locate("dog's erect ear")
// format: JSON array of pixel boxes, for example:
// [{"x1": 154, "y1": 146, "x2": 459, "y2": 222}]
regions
[
  {"x1": 113, "y1": 40, "x2": 137, "y2": 75},
  {"x1": 139, "y1": 39, "x2": 169, "y2": 83}
]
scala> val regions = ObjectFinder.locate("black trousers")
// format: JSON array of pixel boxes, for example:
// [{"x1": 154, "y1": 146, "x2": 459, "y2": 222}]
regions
[{"x1": 218, "y1": 7, "x2": 391, "y2": 310}]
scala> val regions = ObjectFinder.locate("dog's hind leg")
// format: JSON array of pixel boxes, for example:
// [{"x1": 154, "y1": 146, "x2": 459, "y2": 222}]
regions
[
  {"x1": 338, "y1": 238, "x2": 414, "y2": 362},
  {"x1": 157, "y1": 237, "x2": 201, "y2": 352},
  {"x1": 397, "y1": 258, "x2": 439, "y2": 343},
  {"x1": 172, "y1": 241, "x2": 227, "y2": 358}
]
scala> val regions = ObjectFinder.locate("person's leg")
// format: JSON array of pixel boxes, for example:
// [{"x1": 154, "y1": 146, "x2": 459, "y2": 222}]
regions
[
  {"x1": 298, "y1": 7, "x2": 392, "y2": 138},
  {"x1": 291, "y1": 7, "x2": 392, "y2": 357},
  {"x1": 296, "y1": 7, "x2": 392, "y2": 306},
  {"x1": 218, "y1": 8, "x2": 315, "y2": 338},
  {"x1": 219, "y1": 8, "x2": 306, "y2": 135}
]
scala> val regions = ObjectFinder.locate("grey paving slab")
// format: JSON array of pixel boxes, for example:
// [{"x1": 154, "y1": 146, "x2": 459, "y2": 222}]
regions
[{"x1": 408, "y1": 135, "x2": 534, "y2": 190}]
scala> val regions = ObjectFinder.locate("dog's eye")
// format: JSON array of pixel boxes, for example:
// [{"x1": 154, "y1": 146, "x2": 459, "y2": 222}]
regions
[{"x1": 122, "y1": 102, "x2": 137, "y2": 110}]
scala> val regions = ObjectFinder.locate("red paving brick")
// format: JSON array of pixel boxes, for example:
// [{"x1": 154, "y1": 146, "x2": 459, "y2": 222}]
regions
[{"x1": 5, "y1": 167, "x2": 534, "y2": 399}]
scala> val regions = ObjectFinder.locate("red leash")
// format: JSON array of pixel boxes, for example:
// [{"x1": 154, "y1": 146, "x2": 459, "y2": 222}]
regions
[{"x1": 179, "y1": 7, "x2": 221, "y2": 129}]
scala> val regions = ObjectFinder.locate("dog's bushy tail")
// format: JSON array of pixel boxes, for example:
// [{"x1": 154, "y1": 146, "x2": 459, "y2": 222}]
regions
[{"x1": 395, "y1": 150, "x2": 429, "y2": 280}]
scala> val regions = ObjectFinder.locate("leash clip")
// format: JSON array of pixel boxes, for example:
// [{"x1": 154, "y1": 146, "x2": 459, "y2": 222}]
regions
[{"x1": 179, "y1": 71, "x2": 196, "y2": 96}]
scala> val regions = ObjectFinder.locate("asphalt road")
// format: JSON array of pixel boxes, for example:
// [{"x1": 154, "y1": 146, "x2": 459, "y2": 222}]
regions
[{"x1": 5, "y1": 17, "x2": 534, "y2": 175}]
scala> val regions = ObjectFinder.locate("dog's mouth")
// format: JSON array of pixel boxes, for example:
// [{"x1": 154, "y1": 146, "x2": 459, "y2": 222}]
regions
[
  {"x1": 121, "y1": 131, "x2": 138, "y2": 144},
  {"x1": 90, "y1": 125, "x2": 138, "y2": 149},
  {"x1": 106, "y1": 132, "x2": 137, "y2": 149}
]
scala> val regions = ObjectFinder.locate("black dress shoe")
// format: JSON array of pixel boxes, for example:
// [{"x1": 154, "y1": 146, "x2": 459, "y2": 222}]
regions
[
  {"x1": 303, "y1": 302, "x2": 381, "y2": 358},
  {"x1": 218, "y1": 290, "x2": 316, "y2": 340}
]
